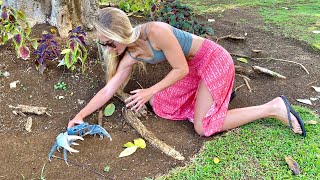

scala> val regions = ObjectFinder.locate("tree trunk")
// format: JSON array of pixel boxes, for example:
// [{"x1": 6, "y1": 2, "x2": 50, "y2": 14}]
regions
[{"x1": 2, "y1": 0, "x2": 99, "y2": 37}]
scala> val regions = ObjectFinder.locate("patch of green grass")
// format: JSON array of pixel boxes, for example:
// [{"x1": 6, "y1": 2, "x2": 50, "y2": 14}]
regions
[
  {"x1": 183, "y1": 0, "x2": 320, "y2": 50},
  {"x1": 158, "y1": 106, "x2": 320, "y2": 179},
  {"x1": 259, "y1": 3, "x2": 320, "y2": 50}
]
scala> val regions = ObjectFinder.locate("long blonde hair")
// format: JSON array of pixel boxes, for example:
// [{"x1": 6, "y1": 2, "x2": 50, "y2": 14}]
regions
[{"x1": 95, "y1": 7, "x2": 146, "y2": 91}]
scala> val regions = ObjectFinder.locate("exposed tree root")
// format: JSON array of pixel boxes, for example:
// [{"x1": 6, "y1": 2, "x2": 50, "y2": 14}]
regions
[{"x1": 116, "y1": 91, "x2": 185, "y2": 161}]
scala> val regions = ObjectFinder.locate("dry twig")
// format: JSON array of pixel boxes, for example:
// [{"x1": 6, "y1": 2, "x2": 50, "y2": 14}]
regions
[
  {"x1": 98, "y1": 110, "x2": 103, "y2": 126},
  {"x1": 230, "y1": 53, "x2": 309, "y2": 74},
  {"x1": 252, "y1": 66, "x2": 286, "y2": 79},
  {"x1": 234, "y1": 84, "x2": 246, "y2": 91},
  {"x1": 236, "y1": 74, "x2": 252, "y2": 92}
]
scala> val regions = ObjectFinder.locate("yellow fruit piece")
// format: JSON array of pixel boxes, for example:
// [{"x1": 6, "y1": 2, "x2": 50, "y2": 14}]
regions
[
  {"x1": 213, "y1": 157, "x2": 220, "y2": 164},
  {"x1": 134, "y1": 138, "x2": 146, "y2": 149}
]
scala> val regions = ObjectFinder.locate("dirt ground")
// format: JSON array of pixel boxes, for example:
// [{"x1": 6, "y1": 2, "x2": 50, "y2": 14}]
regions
[{"x1": 0, "y1": 7, "x2": 319, "y2": 180}]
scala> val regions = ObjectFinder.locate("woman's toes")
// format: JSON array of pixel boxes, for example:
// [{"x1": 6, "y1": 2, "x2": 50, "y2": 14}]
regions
[{"x1": 290, "y1": 114, "x2": 302, "y2": 134}]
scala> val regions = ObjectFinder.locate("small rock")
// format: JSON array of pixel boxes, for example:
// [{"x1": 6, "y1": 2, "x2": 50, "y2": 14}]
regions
[
  {"x1": 77, "y1": 99, "x2": 85, "y2": 105},
  {"x1": 3, "y1": 71, "x2": 10, "y2": 77},
  {"x1": 10, "y1": 80, "x2": 20, "y2": 89},
  {"x1": 25, "y1": 117, "x2": 32, "y2": 132}
]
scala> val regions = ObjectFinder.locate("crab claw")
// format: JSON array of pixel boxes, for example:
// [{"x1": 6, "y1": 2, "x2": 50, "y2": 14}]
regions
[
  {"x1": 67, "y1": 135, "x2": 84, "y2": 142},
  {"x1": 85, "y1": 124, "x2": 112, "y2": 141},
  {"x1": 56, "y1": 132, "x2": 83, "y2": 153}
]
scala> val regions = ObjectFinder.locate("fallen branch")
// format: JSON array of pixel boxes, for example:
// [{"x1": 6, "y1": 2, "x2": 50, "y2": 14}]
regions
[
  {"x1": 252, "y1": 66, "x2": 286, "y2": 79},
  {"x1": 116, "y1": 91, "x2": 185, "y2": 161},
  {"x1": 8, "y1": 104, "x2": 50, "y2": 116},
  {"x1": 230, "y1": 53, "x2": 309, "y2": 75}
]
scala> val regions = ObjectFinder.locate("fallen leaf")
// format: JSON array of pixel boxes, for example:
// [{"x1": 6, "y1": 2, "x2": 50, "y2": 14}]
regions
[
  {"x1": 104, "y1": 165, "x2": 111, "y2": 172},
  {"x1": 236, "y1": 58, "x2": 248, "y2": 63},
  {"x1": 213, "y1": 157, "x2": 220, "y2": 164},
  {"x1": 123, "y1": 142, "x2": 135, "y2": 148},
  {"x1": 104, "y1": 103, "x2": 115, "y2": 117},
  {"x1": 312, "y1": 30, "x2": 320, "y2": 34},
  {"x1": 305, "y1": 120, "x2": 318, "y2": 125},
  {"x1": 285, "y1": 156, "x2": 300, "y2": 175},
  {"x1": 311, "y1": 86, "x2": 320, "y2": 92},
  {"x1": 25, "y1": 117, "x2": 32, "y2": 132},
  {"x1": 50, "y1": 28, "x2": 57, "y2": 34},
  {"x1": 296, "y1": 99, "x2": 312, "y2": 105},
  {"x1": 119, "y1": 146, "x2": 138, "y2": 158},
  {"x1": 134, "y1": 138, "x2": 146, "y2": 149}
]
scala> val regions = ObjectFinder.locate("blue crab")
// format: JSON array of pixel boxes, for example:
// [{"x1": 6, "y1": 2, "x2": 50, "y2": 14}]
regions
[
  {"x1": 48, "y1": 123, "x2": 112, "y2": 164},
  {"x1": 67, "y1": 122, "x2": 112, "y2": 141}
]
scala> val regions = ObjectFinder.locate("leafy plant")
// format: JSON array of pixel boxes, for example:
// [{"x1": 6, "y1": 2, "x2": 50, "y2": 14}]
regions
[
  {"x1": 0, "y1": 6, "x2": 37, "y2": 60},
  {"x1": 60, "y1": 26, "x2": 88, "y2": 74},
  {"x1": 33, "y1": 32, "x2": 60, "y2": 74},
  {"x1": 118, "y1": 0, "x2": 156, "y2": 16},
  {"x1": 154, "y1": 0, "x2": 214, "y2": 36},
  {"x1": 54, "y1": 81, "x2": 67, "y2": 91}
]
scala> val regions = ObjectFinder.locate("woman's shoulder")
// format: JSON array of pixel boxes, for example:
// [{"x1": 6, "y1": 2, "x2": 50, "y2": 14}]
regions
[{"x1": 145, "y1": 22, "x2": 173, "y2": 38}]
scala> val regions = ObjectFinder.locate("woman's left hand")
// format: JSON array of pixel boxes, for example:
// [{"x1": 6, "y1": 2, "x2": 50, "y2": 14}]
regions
[{"x1": 125, "y1": 88, "x2": 153, "y2": 112}]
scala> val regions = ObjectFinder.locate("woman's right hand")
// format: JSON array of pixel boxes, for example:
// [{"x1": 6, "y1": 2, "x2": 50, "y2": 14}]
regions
[{"x1": 68, "y1": 118, "x2": 84, "y2": 129}]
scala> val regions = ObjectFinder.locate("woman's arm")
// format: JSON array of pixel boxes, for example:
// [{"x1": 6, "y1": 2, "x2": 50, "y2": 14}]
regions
[
  {"x1": 68, "y1": 53, "x2": 136, "y2": 128},
  {"x1": 125, "y1": 22, "x2": 189, "y2": 111}
]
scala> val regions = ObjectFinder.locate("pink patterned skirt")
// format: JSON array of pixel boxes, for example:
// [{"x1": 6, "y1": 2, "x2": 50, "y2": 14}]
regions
[{"x1": 152, "y1": 39, "x2": 235, "y2": 137}]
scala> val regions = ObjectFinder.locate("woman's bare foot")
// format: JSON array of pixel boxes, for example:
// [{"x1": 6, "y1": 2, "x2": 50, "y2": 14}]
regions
[{"x1": 268, "y1": 97, "x2": 303, "y2": 134}]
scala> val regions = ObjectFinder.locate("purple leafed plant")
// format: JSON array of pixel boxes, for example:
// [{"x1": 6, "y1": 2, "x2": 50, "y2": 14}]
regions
[
  {"x1": 0, "y1": 6, "x2": 37, "y2": 60},
  {"x1": 61, "y1": 26, "x2": 88, "y2": 74},
  {"x1": 33, "y1": 33, "x2": 60, "y2": 74}
]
